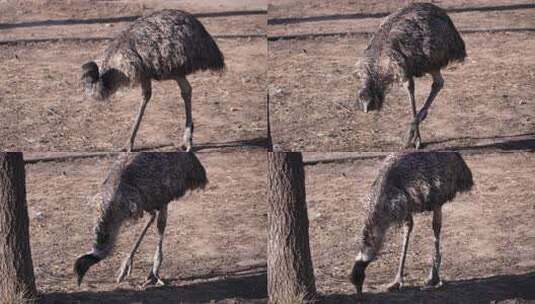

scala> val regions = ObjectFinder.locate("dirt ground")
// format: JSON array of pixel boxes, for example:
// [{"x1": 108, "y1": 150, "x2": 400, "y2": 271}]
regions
[
  {"x1": 0, "y1": 0, "x2": 266, "y2": 24},
  {"x1": 1, "y1": 0, "x2": 267, "y2": 152},
  {"x1": 268, "y1": 0, "x2": 535, "y2": 19},
  {"x1": 268, "y1": 1, "x2": 535, "y2": 151},
  {"x1": 24, "y1": 151, "x2": 267, "y2": 304},
  {"x1": 303, "y1": 151, "x2": 535, "y2": 303}
]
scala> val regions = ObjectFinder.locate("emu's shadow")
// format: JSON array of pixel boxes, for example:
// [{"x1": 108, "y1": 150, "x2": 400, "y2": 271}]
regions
[
  {"x1": 424, "y1": 133, "x2": 535, "y2": 152},
  {"x1": 323, "y1": 271, "x2": 535, "y2": 304},
  {"x1": 42, "y1": 267, "x2": 267, "y2": 304},
  {"x1": 132, "y1": 136, "x2": 269, "y2": 152},
  {"x1": 194, "y1": 137, "x2": 269, "y2": 152}
]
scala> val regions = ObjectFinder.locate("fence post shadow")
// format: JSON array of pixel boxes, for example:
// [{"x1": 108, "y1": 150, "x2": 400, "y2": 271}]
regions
[{"x1": 322, "y1": 271, "x2": 535, "y2": 304}]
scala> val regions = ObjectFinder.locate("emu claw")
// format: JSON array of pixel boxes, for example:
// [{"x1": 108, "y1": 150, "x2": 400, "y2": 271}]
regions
[
  {"x1": 143, "y1": 272, "x2": 166, "y2": 287},
  {"x1": 179, "y1": 144, "x2": 192, "y2": 152},
  {"x1": 414, "y1": 136, "x2": 422, "y2": 150},
  {"x1": 123, "y1": 142, "x2": 135, "y2": 153},
  {"x1": 422, "y1": 278, "x2": 443, "y2": 290},
  {"x1": 405, "y1": 122, "x2": 422, "y2": 149},
  {"x1": 117, "y1": 258, "x2": 134, "y2": 283},
  {"x1": 405, "y1": 123, "x2": 416, "y2": 147},
  {"x1": 386, "y1": 281, "x2": 403, "y2": 292}
]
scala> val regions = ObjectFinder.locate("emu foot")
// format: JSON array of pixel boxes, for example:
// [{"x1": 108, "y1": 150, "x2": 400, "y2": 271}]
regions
[
  {"x1": 179, "y1": 137, "x2": 192, "y2": 152},
  {"x1": 413, "y1": 136, "x2": 422, "y2": 150},
  {"x1": 179, "y1": 144, "x2": 192, "y2": 152},
  {"x1": 386, "y1": 280, "x2": 403, "y2": 292},
  {"x1": 422, "y1": 277, "x2": 443, "y2": 290},
  {"x1": 122, "y1": 142, "x2": 135, "y2": 152},
  {"x1": 404, "y1": 123, "x2": 417, "y2": 149},
  {"x1": 143, "y1": 271, "x2": 166, "y2": 287},
  {"x1": 181, "y1": 128, "x2": 193, "y2": 152},
  {"x1": 117, "y1": 258, "x2": 134, "y2": 283},
  {"x1": 404, "y1": 139, "x2": 422, "y2": 149},
  {"x1": 404, "y1": 123, "x2": 422, "y2": 149},
  {"x1": 353, "y1": 293, "x2": 365, "y2": 303}
]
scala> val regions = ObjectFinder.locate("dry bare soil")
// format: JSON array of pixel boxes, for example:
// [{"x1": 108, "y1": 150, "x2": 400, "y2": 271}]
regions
[
  {"x1": 268, "y1": 0, "x2": 535, "y2": 151},
  {"x1": 303, "y1": 151, "x2": 535, "y2": 303},
  {"x1": 25, "y1": 151, "x2": 267, "y2": 304},
  {"x1": 1, "y1": 0, "x2": 267, "y2": 152}
]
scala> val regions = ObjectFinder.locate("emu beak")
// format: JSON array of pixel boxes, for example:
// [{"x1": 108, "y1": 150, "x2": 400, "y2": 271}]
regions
[
  {"x1": 351, "y1": 259, "x2": 370, "y2": 299},
  {"x1": 74, "y1": 253, "x2": 101, "y2": 287},
  {"x1": 77, "y1": 273, "x2": 84, "y2": 287},
  {"x1": 356, "y1": 285, "x2": 363, "y2": 298},
  {"x1": 362, "y1": 103, "x2": 368, "y2": 113}
]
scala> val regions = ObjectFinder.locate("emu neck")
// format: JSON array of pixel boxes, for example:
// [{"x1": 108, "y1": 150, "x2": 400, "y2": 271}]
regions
[
  {"x1": 359, "y1": 218, "x2": 389, "y2": 261},
  {"x1": 91, "y1": 199, "x2": 125, "y2": 259}
]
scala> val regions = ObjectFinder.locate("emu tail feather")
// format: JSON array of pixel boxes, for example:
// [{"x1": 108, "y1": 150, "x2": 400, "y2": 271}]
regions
[
  {"x1": 184, "y1": 17, "x2": 225, "y2": 74},
  {"x1": 445, "y1": 17, "x2": 467, "y2": 63},
  {"x1": 204, "y1": 36, "x2": 225, "y2": 72},
  {"x1": 455, "y1": 153, "x2": 474, "y2": 192}
]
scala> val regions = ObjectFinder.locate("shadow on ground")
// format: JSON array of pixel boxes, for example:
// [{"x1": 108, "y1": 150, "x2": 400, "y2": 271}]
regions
[
  {"x1": 268, "y1": 3, "x2": 535, "y2": 25},
  {"x1": 0, "y1": 10, "x2": 266, "y2": 30},
  {"x1": 132, "y1": 136, "x2": 269, "y2": 152},
  {"x1": 195, "y1": 137, "x2": 269, "y2": 152},
  {"x1": 424, "y1": 133, "x2": 535, "y2": 152},
  {"x1": 323, "y1": 271, "x2": 535, "y2": 304},
  {"x1": 42, "y1": 267, "x2": 267, "y2": 304}
]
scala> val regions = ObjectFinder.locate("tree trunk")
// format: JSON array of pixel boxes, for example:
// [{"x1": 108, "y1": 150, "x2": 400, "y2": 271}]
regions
[
  {"x1": 0, "y1": 153, "x2": 37, "y2": 300},
  {"x1": 267, "y1": 152, "x2": 316, "y2": 303}
]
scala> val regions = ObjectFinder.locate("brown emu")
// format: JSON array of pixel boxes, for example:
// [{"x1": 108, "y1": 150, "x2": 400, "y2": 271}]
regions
[
  {"x1": 350, "y1": 151, "x2": 473, "y2": 297},
  {"x1": 356, "y1": 3, "x2": 466, "y2": 149},
  {"x1": 82, "y1": 10, "x2": 225, "y2": 152},
  {"x1": 74, "y1": 152, "x2": 207, "y2": 287}
]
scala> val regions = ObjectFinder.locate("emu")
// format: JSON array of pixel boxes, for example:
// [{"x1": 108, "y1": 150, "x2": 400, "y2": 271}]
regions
[
  {"x1": 74, "y1": 152, "x2": 207, "y2": 287},
  {"x1": 356, "y1": 3, "x2": 466, "y2": 149},
  {"x1": 350, "y1": 151, "x2": 473, "y2": 297},
  {"x1": 82, "y1": 10, "x2": 225, "y2": 152}
]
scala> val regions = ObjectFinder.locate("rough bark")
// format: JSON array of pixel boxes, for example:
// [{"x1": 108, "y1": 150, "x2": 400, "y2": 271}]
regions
[
  {"x1": 0, "y1": 153, "x2": 37, "y2": 299},
  {"x1": 267, "y1": 152, "x2": 316, "y2": 303}
]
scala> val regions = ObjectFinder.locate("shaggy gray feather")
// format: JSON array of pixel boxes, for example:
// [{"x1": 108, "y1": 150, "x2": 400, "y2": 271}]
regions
[
  {"x1": 357, "y1": 3, "x2": 466, "y2": 110},
  {"x1": 90, "y1": 152, "x2": 207, "y2": 258},
  {"x1": 359, "y1": 151, "x2": 473, "y2": 259},
  {"x1": 82, "y1": 9, "x2": 225, "y2": 100}
]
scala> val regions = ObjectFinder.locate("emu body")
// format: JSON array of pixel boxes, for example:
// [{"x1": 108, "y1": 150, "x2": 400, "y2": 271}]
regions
[
  {"x1": 74, "y1": 152, "x2": 207, "y2": 286},
  {"x1": 356, "y1": 3, "x2": 466, "y2": 148},
  {"x1": 82, "y1": 10, "x2": 225, "y2": 152},
  {"x1": 350, "y1": 152, "x2": 473, "y2": 297}
]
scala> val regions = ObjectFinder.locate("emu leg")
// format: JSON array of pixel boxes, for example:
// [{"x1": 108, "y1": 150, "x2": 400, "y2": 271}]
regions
[
  {"x1": 177, "y1": 77, "x2": 193, "y2": 152},
  {"x1": 408, "y1": 71, "x2": 444, "y2": 149},
  {"x1": 117, "y1": 212, "x2": 156, "y2": 283},
  {"x1": 403, "y1": 78, "x2": 421, "y2": 149},
  {"x1": 387, "y1": 215, "x2": 413, "y2": 291},
  {"x1": 144, "y1": 206, "x2": 168, "y2": 287},
  {"x1": 424, "y1": 207, "x2": 443, "y2": 289},
  {"x1": 126, "y1": 80, "x2": 152, "y2": 152}
]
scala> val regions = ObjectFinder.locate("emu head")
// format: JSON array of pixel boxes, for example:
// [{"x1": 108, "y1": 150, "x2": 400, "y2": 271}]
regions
[
  {"x1": 82, "y1": 61, "x2": 99, "y2": 97},
  {"x1": 357, "y1": 77, "x2": 384, "y2": 113},
  {"x1": 81, "y1": 61, "x2": 126, "y2": 101},
  {"x1": 350, "y1": 259, "x2": 371, "y2": 298},
  {"x1": 350, "y1": 225, "x2": 380, "y2": 298},
  {"x1": 74, "y1": 253, "x2": 102, "y2": 286}
]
